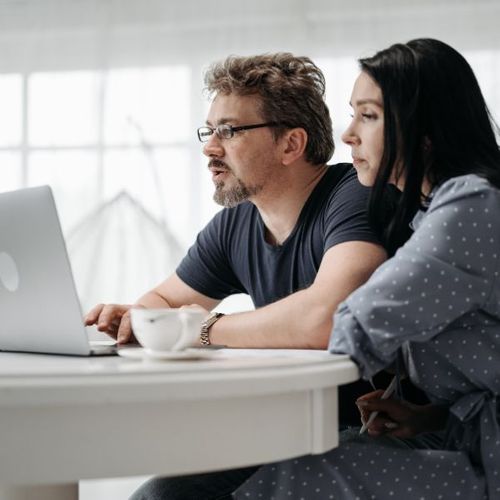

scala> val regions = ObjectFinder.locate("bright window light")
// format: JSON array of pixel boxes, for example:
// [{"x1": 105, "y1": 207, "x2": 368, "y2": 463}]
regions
[
  {"x1": 28, "y1": 71, "x2": 100, "y2": 146},
  {"x1": 0, "y1": 152, "x2": 22, "y2": 192},
  {"x1": 316, "y1": 57, "x2": 359, "y2": 164},
  {"x1": 27, "y1": 150, "x2": 99, "y2": 231},
  {"x1": 102, "y1": 148, "x2": 191, "y2": 247},
  {"x1": 0, "y1": 74, "x2": 22, "y2": 147},
  {"x1": 103, "y1": 67, "x2": 191, "y2": 145},
  {"x1": 464, "y1": 50, "x2": 500, "y2": 124}
]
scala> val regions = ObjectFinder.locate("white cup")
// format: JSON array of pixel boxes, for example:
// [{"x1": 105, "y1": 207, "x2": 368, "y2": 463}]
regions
[{"x1": 130, "y1": 308, "x2": 205, "y2": 352}]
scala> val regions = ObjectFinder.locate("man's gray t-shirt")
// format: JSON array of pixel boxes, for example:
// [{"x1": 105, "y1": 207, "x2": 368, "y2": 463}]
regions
[{"x1": 176, "y1": 163, "x2": 381, "y2": 308}]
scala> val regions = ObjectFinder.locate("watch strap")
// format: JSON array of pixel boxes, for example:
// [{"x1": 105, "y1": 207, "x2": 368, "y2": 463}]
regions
[{"x1": 200, "y1": 312, "x2": 225, "y2": 346}]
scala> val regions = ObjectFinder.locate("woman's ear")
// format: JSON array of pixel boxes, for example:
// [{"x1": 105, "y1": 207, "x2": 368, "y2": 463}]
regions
[{"x1": 281, "y1": 128, "x2": 308, "y2": 165}]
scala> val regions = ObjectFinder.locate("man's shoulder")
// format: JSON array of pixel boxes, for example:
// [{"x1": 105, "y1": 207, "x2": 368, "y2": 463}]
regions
[
  {"x1": 321, "y1": 163, "x2": 369, "y2": 200},
  {"x1": 321, "y1": 163, "x2": 363, "y2": 192}
]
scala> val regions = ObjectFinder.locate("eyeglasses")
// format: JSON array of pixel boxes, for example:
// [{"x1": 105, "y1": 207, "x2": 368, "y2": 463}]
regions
[{"x1": 197, "y1": 122, "x2": 279, "y2": 143}]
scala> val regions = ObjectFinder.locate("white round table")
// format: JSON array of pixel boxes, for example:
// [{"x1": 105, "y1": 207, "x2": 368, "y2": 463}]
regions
[{"x1": 0, "y1": 349, "x2": 358, "y2": 500}]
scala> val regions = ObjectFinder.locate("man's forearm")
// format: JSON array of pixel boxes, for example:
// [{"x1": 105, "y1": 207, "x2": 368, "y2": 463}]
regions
[
  {"x1": 209, "y1": 288, "x2": 333, "y2": 349},
  {"x1": 136, "y1": 290, "x2": 173, "y2": 309},
  {"x1": 207, "y1": 242, "x2": 387, "y2": 349}
]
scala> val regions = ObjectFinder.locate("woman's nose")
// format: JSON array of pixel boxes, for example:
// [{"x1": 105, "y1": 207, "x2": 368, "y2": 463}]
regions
[{"x1": 341, "y1": 123, "x2": 359, "y2": 146}]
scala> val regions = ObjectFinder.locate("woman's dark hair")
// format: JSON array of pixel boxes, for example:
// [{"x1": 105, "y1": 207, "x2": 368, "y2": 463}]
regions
[{"x1": 359, "y1": 38, "x2": 500, "y2": 254}]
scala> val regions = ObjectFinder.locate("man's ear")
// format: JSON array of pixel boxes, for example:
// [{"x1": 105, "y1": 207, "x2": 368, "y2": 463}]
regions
[{"x1": 281, "y1": 128, "x2": 308, "y2": 165}]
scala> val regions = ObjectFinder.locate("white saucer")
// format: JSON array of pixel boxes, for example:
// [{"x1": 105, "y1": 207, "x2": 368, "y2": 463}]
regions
[{"x1": 117, "y1": 347, "x2": 217, "y2": 361}]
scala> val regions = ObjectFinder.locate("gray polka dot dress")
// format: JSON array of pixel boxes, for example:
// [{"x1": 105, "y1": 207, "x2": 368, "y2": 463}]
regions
[{"x1": 234, "y1": 175, "x2": 500, "y2": 499}]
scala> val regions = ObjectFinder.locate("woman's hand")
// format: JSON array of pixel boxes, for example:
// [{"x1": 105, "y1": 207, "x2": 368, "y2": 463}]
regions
[{"x1": 356, "y1": 390, "x2": 448, "y2": 438}]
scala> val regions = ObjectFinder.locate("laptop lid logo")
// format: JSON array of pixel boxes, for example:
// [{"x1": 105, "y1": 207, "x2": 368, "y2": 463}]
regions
[{"x1": 0, "y1": 252, "x2": 20, "y2": 292}]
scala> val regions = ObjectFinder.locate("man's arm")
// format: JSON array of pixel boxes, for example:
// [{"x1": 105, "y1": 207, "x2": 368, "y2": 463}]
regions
[
  {"x1": 84, "y1": 274, "x2": 220, "y2": 343},
  {"x1": 207, "y1": 240, "x2": 386, "y2": 349},
  {"x1": 86, "y1": 240, "x2": 385, "y2": 347}
]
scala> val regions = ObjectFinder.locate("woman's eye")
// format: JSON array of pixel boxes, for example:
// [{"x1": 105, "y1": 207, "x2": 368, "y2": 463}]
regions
[{"x1": 361, "y1": 113, "x2": 377, "y2": 121}]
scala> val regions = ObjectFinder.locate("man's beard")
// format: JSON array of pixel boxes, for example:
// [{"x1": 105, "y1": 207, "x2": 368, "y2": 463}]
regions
[{"x1": 213, "y1": 178, "x2": 261, "y2": 208}]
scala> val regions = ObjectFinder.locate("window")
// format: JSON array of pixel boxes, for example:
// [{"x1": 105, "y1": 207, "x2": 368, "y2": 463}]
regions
[
  {"x1": 0, "y1": 67, "x2": 193, "y2": 245},
  {"x1": 0, "y1": 66, "x2": 194, "y2": 309}
]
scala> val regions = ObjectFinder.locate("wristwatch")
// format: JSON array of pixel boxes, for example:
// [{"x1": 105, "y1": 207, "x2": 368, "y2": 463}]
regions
[{"x1": 200, "y1": 312, "x2": 225, "y2": 346}]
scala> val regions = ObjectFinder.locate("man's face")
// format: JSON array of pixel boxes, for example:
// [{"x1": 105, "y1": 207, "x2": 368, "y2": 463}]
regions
[{"x1": 203, "y1": 93, "x2": 281, "y2": 208}]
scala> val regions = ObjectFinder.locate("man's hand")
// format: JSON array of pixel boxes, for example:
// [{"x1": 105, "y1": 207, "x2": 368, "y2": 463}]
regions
[
  {"x1": 356, "y1": 390, "x2": 448, "y2": 438},
  {"x1": 84, "y1": 303, "x2": 142, "y2": 344}
]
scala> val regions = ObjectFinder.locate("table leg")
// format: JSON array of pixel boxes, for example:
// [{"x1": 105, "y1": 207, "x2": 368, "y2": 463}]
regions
[{"x1": 0, "y1": 483, "x2": 78, "y2": 500}]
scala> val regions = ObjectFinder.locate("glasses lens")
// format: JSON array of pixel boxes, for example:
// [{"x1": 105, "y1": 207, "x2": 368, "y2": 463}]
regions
[
  {"x1": 218, "y1": 124, "x2": 234, "y2": 140},
  {"x1": 197, "y1": 127, "x2": 213, "y2": 142}
]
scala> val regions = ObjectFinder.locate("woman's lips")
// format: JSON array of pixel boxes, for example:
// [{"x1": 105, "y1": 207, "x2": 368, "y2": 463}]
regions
[{"x1": 352, "y1": 157, "x2": 365, "y2": 168}]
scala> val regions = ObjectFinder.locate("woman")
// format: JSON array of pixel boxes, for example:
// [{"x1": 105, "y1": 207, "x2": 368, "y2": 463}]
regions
[{"x1": 233, "y1": 38, "x2": 500, "y2": 499}]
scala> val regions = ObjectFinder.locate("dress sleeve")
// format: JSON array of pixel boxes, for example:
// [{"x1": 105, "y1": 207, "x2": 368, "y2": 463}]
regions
[{"x1": 329, "y1": 175, "x2": 500, "y2": 378}]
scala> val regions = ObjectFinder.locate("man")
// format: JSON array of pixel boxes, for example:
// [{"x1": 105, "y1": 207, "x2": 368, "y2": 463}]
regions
[
  {"x1": 86, "y1": 53, "x2": 388, "y2": 499},
  {"x1": 86, "y1": 53, "x2": 386, "y2": 350}
]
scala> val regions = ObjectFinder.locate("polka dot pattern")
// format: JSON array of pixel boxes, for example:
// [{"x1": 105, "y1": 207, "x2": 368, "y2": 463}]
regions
[{"x1": 234, "y1": 430, "x2": 487, "y2": 499}]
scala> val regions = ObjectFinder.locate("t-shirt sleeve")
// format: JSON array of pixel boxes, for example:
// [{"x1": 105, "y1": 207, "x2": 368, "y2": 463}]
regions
[
  {"x1": 176, "y1": 210, "x2": 246, "y2": 300},
  {"x1": 323, "y1": 171, "x2": 382, "y2": 253},
  {"x1": 328, "y1": 175, "x2": 500, "y2": 379}
]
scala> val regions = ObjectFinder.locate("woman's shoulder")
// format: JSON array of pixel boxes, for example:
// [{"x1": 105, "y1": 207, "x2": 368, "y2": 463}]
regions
[
  {"x1": 411, "y1": 174, "x2": 500, "y2": 232},
  {"x1": 429, "y1": 174, "x2": 500, "y2": 209},
  {"x1": 433, "y1": 173, "x2": 497, "y2": 198}
]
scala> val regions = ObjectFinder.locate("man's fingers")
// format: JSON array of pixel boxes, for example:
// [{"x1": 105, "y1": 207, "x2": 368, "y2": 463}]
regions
[
  {"x1": 96, "y1": 305, "x2": 119, "y2": 330},
  {"x1": 117, "y1": 312, "x2": 133, "y2": 344},
  {"x1": 84, "y1": 303, "x2": 105, "y2": 325},
  {"x1": 85, "y1": 303, "x2": 140, "y2": 344},
  {"x1": 105, "y1": 324, "x2": 119, "y2": 339},
  {"x1": 94, "y1": 304, "x2": 130, "y2": 330}
]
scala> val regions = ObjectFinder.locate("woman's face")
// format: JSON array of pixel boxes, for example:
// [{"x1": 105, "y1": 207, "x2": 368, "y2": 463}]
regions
[{"x1": 342, "y1": 72, "x2": 385, "y2": 187}]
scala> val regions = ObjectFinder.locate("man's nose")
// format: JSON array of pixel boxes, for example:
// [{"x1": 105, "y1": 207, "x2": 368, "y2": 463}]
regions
[{"x1": 203, "y1": 132, "x2": 225, "y2": 157}]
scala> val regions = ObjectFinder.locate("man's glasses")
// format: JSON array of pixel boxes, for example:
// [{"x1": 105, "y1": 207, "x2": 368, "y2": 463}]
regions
[{"x1": 197, "y1": 122, "x2": 279, "y2": 143}]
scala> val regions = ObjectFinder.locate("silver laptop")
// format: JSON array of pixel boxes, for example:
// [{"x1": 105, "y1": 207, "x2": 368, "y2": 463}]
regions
[{"x1": 0, "y1": 185, "x2": 116, "y2": 356}]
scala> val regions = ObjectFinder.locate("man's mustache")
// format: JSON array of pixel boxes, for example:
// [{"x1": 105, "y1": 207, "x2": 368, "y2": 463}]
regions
[{"x1": 208, "y1": 159, "x2": 230, "y2": 172}]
